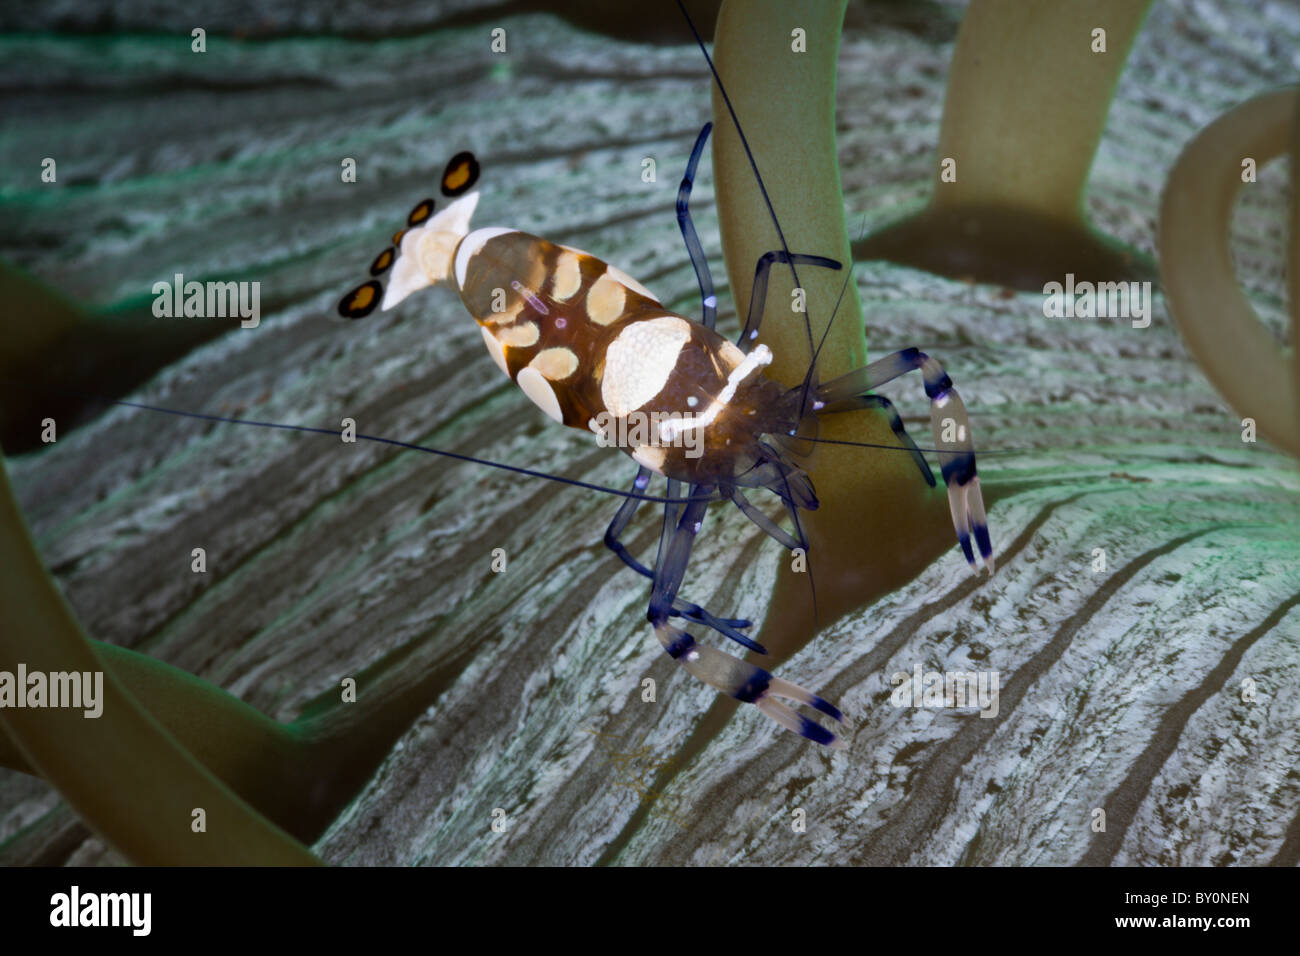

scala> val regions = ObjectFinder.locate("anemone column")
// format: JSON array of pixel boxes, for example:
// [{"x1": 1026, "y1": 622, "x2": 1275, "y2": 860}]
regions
[
  {"x1": 709, "y1": 0, "x2": 956, "y2": 655},
  {"x1": 1159, "y1": 88, "x2": 1300, "y2": 459},
  {"x1": 856, "y1": 0, "x2": 1155, "y2": 290}
]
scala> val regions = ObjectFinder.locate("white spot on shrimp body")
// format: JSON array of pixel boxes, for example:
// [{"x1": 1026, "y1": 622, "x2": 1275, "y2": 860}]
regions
[
  {"x1": 586, "y1": 272, "x2": 627, "y2": 325},
  {"x1": 498, "y1": 322, "x2": 539, "y2": 348},
  {"x1": 455, "y1": 227, "x2": 515, "y2": 290},
  {"x1": 551, "y1": 251, "x2": 582, "y2": 301},
  {"x1": 605, "y1": 264, "x2": 660, "y2": 304},
  {"x1": 601, "y1": 316, "x2": 692, "y2": 417},
  {"x1": 516, "y1": 366, "x2": 564, "y2": 423},
  {"x1": 530, "y1": 347, "x2": 578, "y2": 381},
  {"x1": 480, "y1": 326, "x2": 509, "y2": 377},
  {"x1": 631, "y1": 445, "x2": 667, "y2": 472}
]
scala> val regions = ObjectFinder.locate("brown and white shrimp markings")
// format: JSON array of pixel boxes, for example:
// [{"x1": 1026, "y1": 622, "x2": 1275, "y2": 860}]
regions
[{"x1": 337, "y1": 127, "x2": 994, "y2": 748}]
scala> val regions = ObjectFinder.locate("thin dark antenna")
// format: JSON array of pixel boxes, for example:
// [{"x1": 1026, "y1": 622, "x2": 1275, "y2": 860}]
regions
[
  {"x1": 675, "y1": 0, "x2": 817, "y2": 370},
  {"x1": 794, "y1": 435, "x2": 1015, "y2": 456},
  {"x1": 801, "y1": 214, "x2": 869, "y2": 404},
  {"x1": 0, "y1": 382, "x2": 717, "y2": 507},
  {"x1": 798, "y1": 259, "x2": 854, "y2": 415},
  {"x1": 780, "y1": 470, "x2": 819, "y2": 632}
]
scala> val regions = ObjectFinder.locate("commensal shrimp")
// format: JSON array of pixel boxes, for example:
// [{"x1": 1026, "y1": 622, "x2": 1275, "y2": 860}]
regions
[{"x1": 337, "y1": 122, "x2": 994, "y2": 749}]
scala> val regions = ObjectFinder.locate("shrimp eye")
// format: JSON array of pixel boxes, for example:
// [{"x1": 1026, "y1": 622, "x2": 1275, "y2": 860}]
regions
[
  {"x1": 338, "y1": 279, "x2": 383, "y2": 319},
  {"x1": 441, "y1": 151, "x2": 480, "y2": 197},
  {"x1": 406, "y1": 199, "x2": 435, "y2": 227}
]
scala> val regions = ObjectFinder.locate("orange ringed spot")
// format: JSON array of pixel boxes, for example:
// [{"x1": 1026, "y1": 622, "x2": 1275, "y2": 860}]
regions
[
  {"x1": 369, "y1": 247, "x2": 395, "y2": 275},
  {"x1": 441, "y1": 151, "x2": 481, "y2": 197},
  {"x1": 407, "y1": 199, "x2": 435, "y2": 226},
  {"x1": 337, "y1": 280, "x2": 382, "y2": 319}
]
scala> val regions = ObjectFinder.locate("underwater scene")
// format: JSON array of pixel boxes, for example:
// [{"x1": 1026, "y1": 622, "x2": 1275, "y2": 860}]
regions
[{"x1": 1, "y1": 0, "x2": 1298, "y2": 869}]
